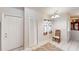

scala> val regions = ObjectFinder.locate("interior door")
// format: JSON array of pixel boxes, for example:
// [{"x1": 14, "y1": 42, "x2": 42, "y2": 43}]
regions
[{"x1": 2, "y1": 15, "x2": 23, "y2": 51}]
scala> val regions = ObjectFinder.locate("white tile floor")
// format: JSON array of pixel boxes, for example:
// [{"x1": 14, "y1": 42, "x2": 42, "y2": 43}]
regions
[
  {"x1": 67, "y1": 40, "x2": 79, "y2": 51},
  {"x1": 50, "y1": 39, "x2": 79, "y2": 51}
]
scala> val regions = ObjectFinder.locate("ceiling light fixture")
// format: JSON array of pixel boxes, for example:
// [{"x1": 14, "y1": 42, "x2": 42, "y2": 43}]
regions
[{"x1": 51, "y1": 10, "x2": 60, "y2": 19}]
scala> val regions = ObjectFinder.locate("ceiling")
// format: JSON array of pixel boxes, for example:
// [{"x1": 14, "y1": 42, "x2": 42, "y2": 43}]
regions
[
  {"x1": 14, "y1": 7, "x2": 24, "y2": 10},
  {"x1": 13, "y1": 7, "x2": 79, "y2": 16},
  {"x1": 45, "y1": 7, "x2": 79, "y2": 16},
  {"x1": 28, "y1": 7, "x2": 47, "y2": 13},
  {"x1": 28, "y1": 7, "x2": 79, "y2": 16}
]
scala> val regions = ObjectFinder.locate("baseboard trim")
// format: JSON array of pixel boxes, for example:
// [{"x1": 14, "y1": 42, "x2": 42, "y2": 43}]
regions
[
  {"x1": 24, "y1": 48, "x2": 32, "y2": 51},
  {"x1": 9, "y1": 46, "x2": 23, "y2": 51}
]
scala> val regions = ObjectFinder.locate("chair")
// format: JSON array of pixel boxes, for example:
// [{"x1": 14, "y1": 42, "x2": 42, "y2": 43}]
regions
[{"x1": 53, "y1": 30, "x2": 61, "y2": 43}]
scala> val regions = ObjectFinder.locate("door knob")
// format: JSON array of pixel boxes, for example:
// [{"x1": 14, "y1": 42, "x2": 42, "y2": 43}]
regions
[{"x1": 5, "y1": 33, "x2": 7, "y2": 38}]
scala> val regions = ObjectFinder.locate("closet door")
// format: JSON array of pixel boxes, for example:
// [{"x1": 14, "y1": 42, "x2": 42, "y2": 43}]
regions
[{"x1": 2, "y1": 15, "x2": 23, "y2": 51}]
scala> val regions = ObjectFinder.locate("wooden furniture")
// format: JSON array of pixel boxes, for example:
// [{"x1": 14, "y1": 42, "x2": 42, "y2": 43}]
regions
[
  {"x1": 71, "y1": 20, "x2": 79, "y2": 30},
  {"x1": 70, "y1": 16, "x2": 79, "y2": 31},
  {"x1": 43, "y1": 32, "x2": 47, "y2": 35},
  {"x1": 53, "y1": 30, "x2": 61, "y2": 43}
]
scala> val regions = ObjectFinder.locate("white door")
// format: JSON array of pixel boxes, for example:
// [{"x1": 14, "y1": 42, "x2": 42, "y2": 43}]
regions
[{"x1": 2, "y1": 15, "x2": 23, "y2": 51}]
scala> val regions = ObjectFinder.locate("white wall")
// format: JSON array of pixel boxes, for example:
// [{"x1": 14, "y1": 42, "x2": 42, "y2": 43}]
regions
[
  {"x1": 0, "y1": 22, "x2": 1, "y2": 50},
  {"x1": 52, "y1": 15, "x2": 69, "y2": 43},
  {"x1": 24, "y1": 8, "x2": 44, "y2": 48},
  {"x1": 24, "y1": 8, "x2": 29, "y2": 48},
  {"x1": 70, "y1": 31, "x2": 79, "y2": 41},
  {"x1": 24, "y1": 8, "x2": 49, "y2": 49},
  {"x1": 0, "y1": 10, "x2": 2, "y2": 50}
]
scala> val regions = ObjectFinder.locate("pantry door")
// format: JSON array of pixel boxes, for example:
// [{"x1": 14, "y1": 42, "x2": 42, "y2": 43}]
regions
[{"x1": 2, "y1": 15, "x2": 23, "y2": 51}]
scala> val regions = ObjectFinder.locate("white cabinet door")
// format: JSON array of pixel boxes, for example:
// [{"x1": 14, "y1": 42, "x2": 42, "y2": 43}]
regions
[{"x1": 2, "y1": 15, "x2": 23, "y2": 51}]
